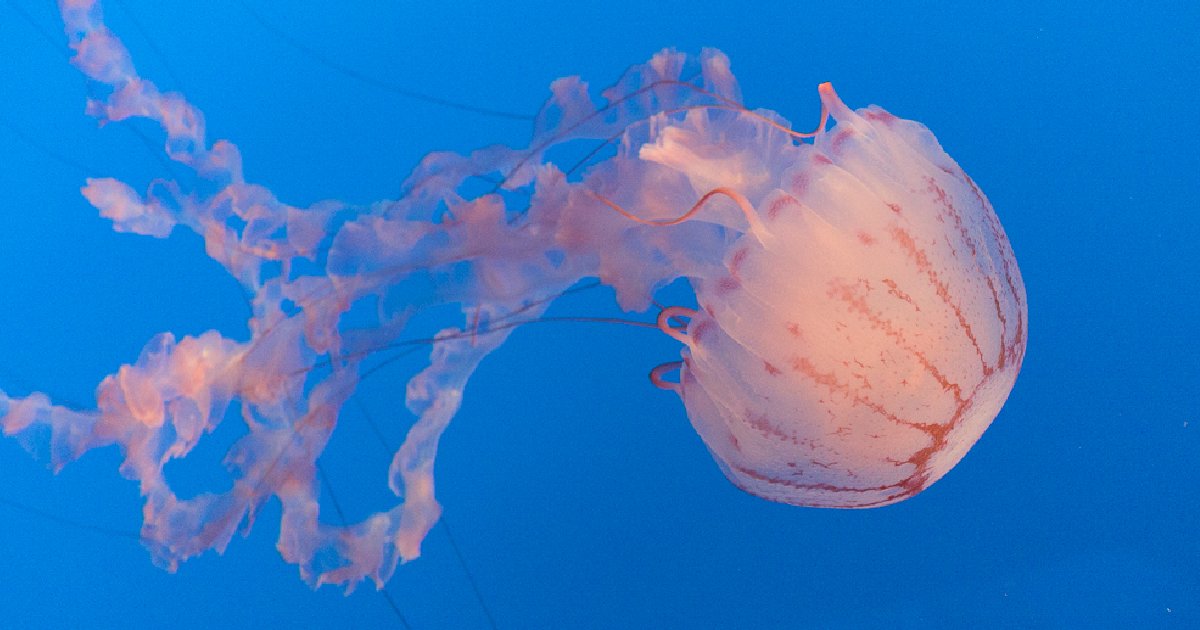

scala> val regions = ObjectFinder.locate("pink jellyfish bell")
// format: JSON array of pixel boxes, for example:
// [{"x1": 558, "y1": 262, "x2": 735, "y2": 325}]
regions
[{"x1": 651, "y1": 83, "x2": 1027, "y2": 508}]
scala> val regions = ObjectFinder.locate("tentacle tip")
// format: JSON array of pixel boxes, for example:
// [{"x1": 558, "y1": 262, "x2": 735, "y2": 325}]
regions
[
  {"x1": 817, "y1": 82, "x2": 853, "y2": 121},
  {"x1": 649, "y1": 361, "x2": 683, "y2": 392}
]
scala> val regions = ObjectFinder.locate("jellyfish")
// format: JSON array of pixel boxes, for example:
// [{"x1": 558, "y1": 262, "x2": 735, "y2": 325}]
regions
[{"x1": 0, "y1": 0, "x2": 1026, "y2": 590}]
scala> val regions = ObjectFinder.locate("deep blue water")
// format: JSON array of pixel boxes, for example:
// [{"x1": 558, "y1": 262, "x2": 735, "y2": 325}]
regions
[{"x1": 0, "y1": 1, "x2": 1196, "y2": 628}]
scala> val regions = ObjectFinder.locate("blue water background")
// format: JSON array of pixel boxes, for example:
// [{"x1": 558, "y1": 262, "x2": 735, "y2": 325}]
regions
[{"x1": 0, "y1": 1, "x2": 1196, "y2": 627}]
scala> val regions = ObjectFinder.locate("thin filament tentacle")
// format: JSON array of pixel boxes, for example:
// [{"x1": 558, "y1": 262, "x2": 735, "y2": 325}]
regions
[{"x1": 590, "y1": 186, "x2": 769, "y2": 240}]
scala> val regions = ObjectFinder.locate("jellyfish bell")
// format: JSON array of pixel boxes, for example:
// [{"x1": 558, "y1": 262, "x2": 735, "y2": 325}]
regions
[{"x1": 649, "y1": 83, "x2": 1027, "y2": 508}]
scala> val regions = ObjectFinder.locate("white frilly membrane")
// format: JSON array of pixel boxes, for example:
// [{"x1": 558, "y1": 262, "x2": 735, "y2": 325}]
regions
[{"x1": 0, "y1": 0, "x2": 1024, "y2": 591}]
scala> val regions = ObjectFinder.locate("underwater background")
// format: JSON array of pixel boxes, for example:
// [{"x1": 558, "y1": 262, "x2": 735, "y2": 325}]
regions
[{"x1": 0, "y1": 0, "x2": 1196, "y2": 627}]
